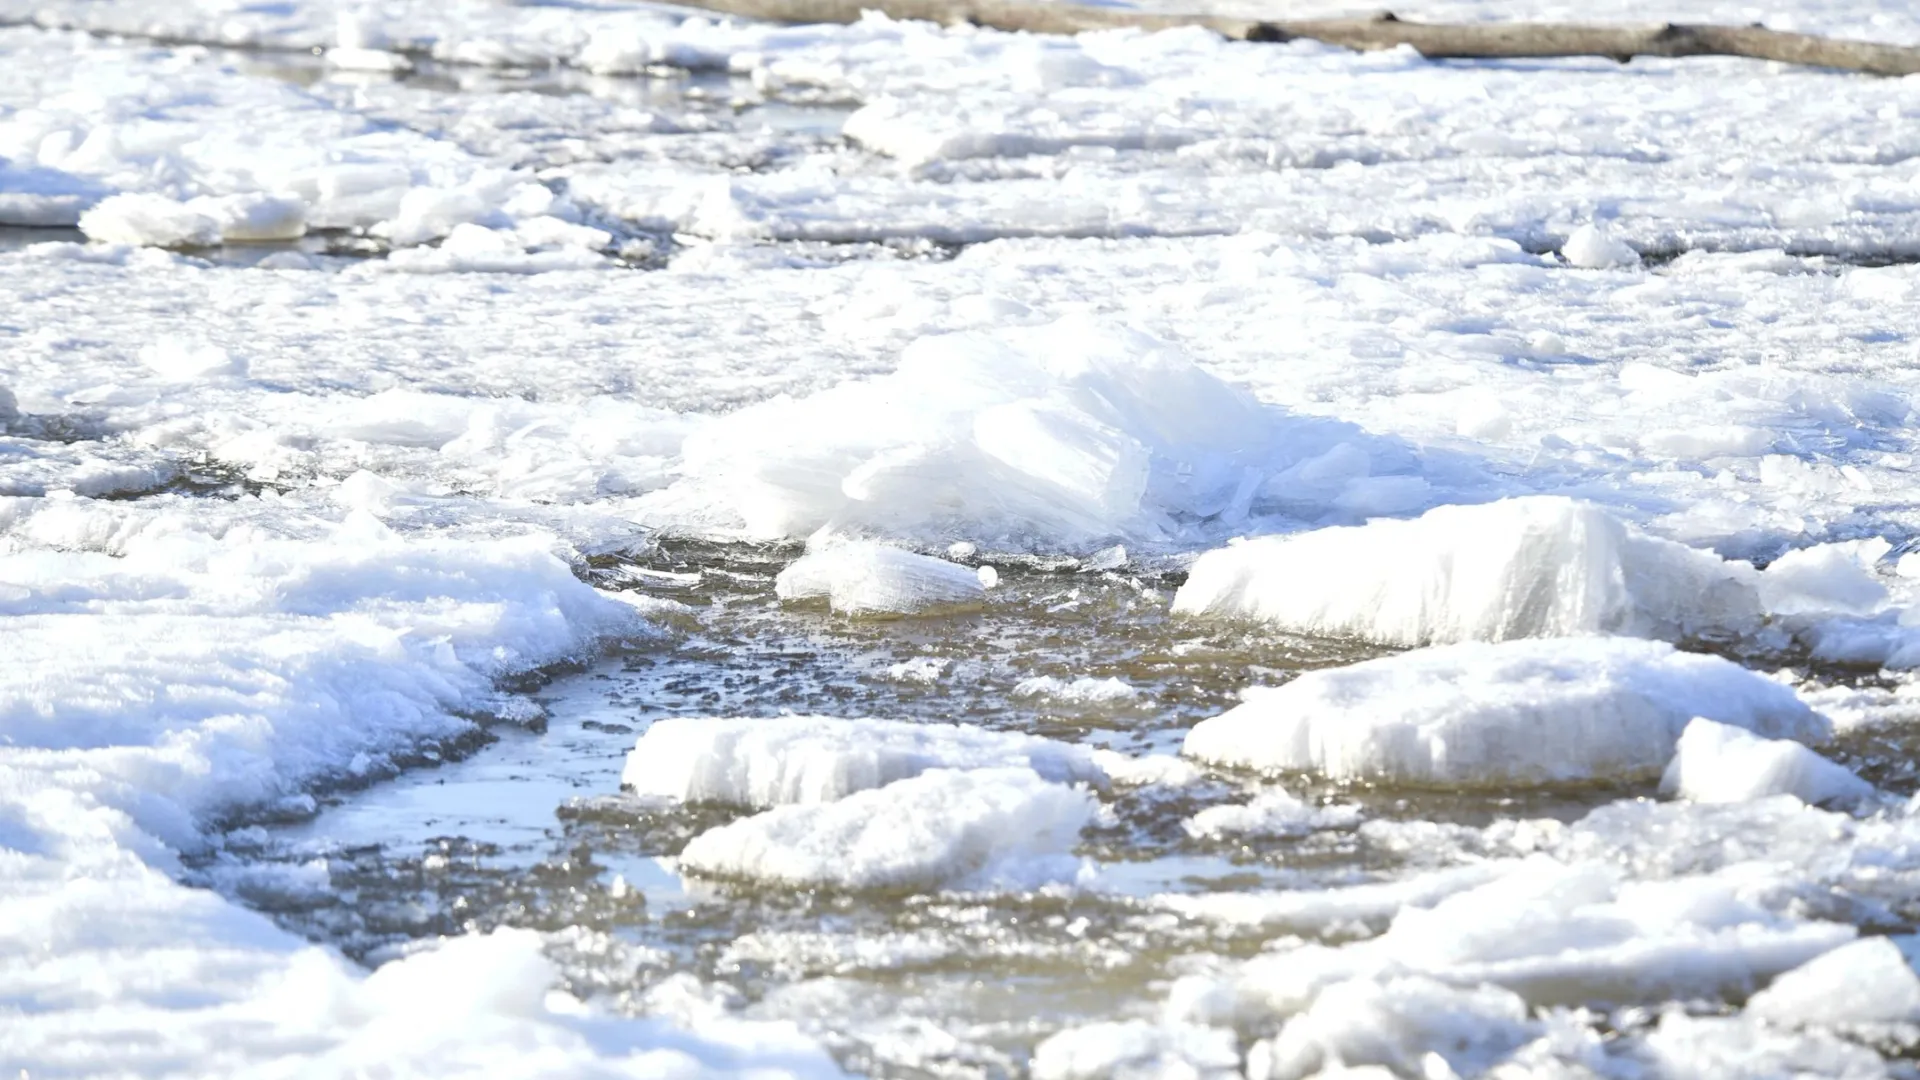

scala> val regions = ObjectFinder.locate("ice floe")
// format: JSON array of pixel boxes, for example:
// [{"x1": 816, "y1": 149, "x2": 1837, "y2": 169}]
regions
[
  {"x1": 676, "y1": 766, "x2": 1096, "y2": 891},
  {"x1": 622, "y1": 714, "x2": 1105, "y2": 806},
  {"x1": 1660, "y1": 717, "x2": 1874, "y2": 807},
  {"x1": 774, "y1": 541, "x2": 989, "y2": 616},
  {"x1": 1746, "y1": 936, "x2": 1920, "y2": 1028},
  {"x1": 1172, "y1": 497, "x2": 1765, "y2": 646},
  {"x1": 1182, "y1": 638, "x2": 1827, "y2": 785},
  {"x1": 1183, "y1": 787, "x2": 1362, "y2": 840}
]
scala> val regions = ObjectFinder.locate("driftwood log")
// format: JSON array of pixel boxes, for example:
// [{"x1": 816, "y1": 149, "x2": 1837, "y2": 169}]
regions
[{"x1": 671, "y1": 0, "x2": 1920, "y2": 76}]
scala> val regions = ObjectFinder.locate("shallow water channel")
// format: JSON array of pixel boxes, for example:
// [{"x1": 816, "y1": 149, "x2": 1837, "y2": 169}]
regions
[{"x1": 215, "y1": 543, "x2": 1699, "y2": 1077}]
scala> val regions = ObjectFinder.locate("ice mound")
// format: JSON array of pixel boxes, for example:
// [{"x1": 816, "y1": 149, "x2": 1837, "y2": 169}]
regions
[
  {"x1": 1746, "y1": 937, "x2": 1920, "y2": 1027},
  {"x1": 1172, "y1": 497, "x2": 1763, "y2": 646},
  {"x1": 1182, "y1": 638, "x2": 1826, "y2": 786},
  {"x1": 1031, "y1": 1021, "x2": 1239, "y2": 1080},
  {"x1": 1560, "y1": 222, "x2": 1641, "y2": 269},
  {"x1": 622, "y1": 714, "x2": 1105, "y2": 807},
  {"x1": 676, "y1": 767, "x2": 1095, "y2": 891},
  {"x1": 1660, "y1": 718, "x2": 1872, "y2": 807},
  {"x1": 644, "y1": 317, "x2": 1424, "y2": 548},
  {"x1": 79, "y1": 193, "x2": 221, "y2": 248},
  {"x1": 774, "y1": 542, "x2": 988, "y2": 616},
  {"x1": 1183, "y1": 788, "x2": 1361, "y2": 839},
  {"x1": 1172, "y1": 858, "x2": 1856, "y2": 1022},
  {"x1": 77, "y1": 192, "x2": 308, "y2": 247},
  {"x1": 1248, "y1": 977, "x2": 1537, "y2": 1080}
]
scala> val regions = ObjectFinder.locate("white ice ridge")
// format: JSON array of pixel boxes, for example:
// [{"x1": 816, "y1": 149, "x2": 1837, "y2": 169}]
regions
[
  {"x1": 774, "y1": 541, "x2": 989, "y2": 616},
  {"x1": 0, "y1": 506, "x2": 848, "y2": 1074},
  {"x1": 1182, "y1": 638, "x2": 1827, "y2": 786},
  {"x1": 1661, "y1": 717, "x2": 1874, "y2": 807},
  {"x1": 1173, "y1": 496, "x2": 1767, "y2": 646},
  {"x1": 676, "y1": 766, "x2": 1096, "y2": 891},
  {"x1": 622, "y1": 714, "x2": 1106, "y2": 807},
  {"x1": 639, "y1": 316, "x2": 1432, "y2": 549}
]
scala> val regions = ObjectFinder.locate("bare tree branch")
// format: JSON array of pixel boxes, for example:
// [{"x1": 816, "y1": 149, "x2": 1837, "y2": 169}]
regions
[{"x1": 670, "y1": 1, "x2": 1920, "y2": 76}]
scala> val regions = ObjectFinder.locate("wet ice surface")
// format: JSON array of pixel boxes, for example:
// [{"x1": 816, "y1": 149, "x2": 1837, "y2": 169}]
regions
[{"x1": 16, "y1": 2, "x2": 1920, "y2": 1076}]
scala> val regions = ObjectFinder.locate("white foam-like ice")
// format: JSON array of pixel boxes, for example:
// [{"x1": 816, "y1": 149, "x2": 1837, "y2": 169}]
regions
[
  {"x1": 1660, "y1": 717, "x2": 1873, "y2": 807},
  {"x1": 676, "y1": 766, "x2": 1096, "y2": 891},
  {"x1": 1172, "y1": 497, "x2": 1763, "y2": 646},
  {"x1": 622, "y1": 714, "x2": 1105, "y2": 807},
  {"x1": 774, "y1": 542, "x2": 989, "y2": 615},
  {"x1": 1182, "y1": 638, "x2": 1827, "y2": 785}
]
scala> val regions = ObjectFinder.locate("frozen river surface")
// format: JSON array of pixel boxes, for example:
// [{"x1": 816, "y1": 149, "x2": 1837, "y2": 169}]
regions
[{"x1": 12, "y1": 0, "x2": 1920, "y2": 1076}]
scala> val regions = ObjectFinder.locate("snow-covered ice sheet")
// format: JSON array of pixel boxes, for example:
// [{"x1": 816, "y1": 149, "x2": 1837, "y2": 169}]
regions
[
  {"x1": 622, "y1": 714, "x2": 1105, "y2": 806},
  {"x1": 676, "y1": 766, "x2": 1096, "y2": 890},
  {"x1": 1182, "y1": 637, "x2": 1826, "y2": 785}
]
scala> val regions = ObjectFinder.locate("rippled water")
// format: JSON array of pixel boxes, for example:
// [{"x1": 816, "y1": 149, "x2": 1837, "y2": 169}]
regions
[{"x1": 210, "y1": 542, "x2": 1708, "y2": 1076}]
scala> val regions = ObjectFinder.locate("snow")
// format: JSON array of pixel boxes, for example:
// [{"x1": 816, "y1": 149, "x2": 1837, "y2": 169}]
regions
[
  {"x1": 773, "y1": 542, "x2": 989, "y2": 615},
  {"x1": 1660, "y1": 717, "x2": 1874, "y2": 807},
  {"x1": 1171, "y1": 497, "x2": 1764, "y2": 647},
  {"x1": 0, "y1": 501, "x2": 857, "y2": 1074},
  {"x1": 622, "y1": 714, "x2": 1106, "y2": 806},
  {"x1": 1183, "y1": 638, "x2": 1827, "y2": 785},
  {"x1": 676, "y1": 766, "x2": 1096, "y2": 891}
]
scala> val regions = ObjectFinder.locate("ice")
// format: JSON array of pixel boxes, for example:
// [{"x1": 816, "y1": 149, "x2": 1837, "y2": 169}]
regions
[
  {"x1": 1158, "y1": 864, "x2": 1508, "y2": 934},
  {"x1": 642, "y1": 316, "x2": 1428, "y2": 548},
  {"x1": 1091, "y1": 749, "x2": 1203, "y2": 788},
  {"x1": 774, "y1": 542, "x2": 989, "y2": 616},
  {"x1": 1183, "y1": 787, "x2": 1361, "y2": 840},
  {"x1": 1031, "y1": 1021, "x2": 1240, "y2": 1080},
  {"x1": 676, "y1": 767, "x2": 1096, "y2": 891},
  {"x1": 1560, "y1": 222, "x2": 1641, "y2": 270},
  {"x1": 1746, "y1": 937, "x2": 1920, "y2": 1031},
  {"x1": 1170, "y1": 857, "x2": 1857, "y2": 1023},
  {"x1": 1182, "y1": 638, "x2": 1827, "y2": 785},
  {"x1": 1660, "y1": 718, "x2": 1874, "y2": 807},
  {"x1": 622, "y1": 714, "x2": 1106, "y2": 807},
  {"x1": 1247, "y1": 977, "x2": 1536, "y2": 1080},
  {"x1": 79, "y1": 192, "x2": 221, "y2": 248},
  {"x1": 1171, "y1": 497, "x2": 1764, "y2": 647},
  {"x1": 1012, "y1": 675, "x2": 1139, "y2": 705}
]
